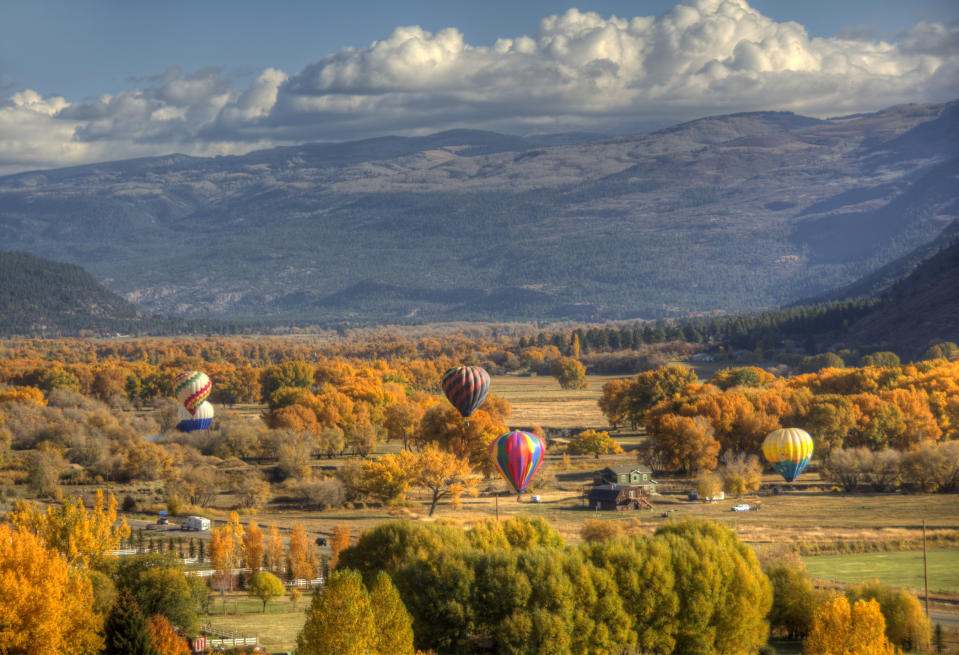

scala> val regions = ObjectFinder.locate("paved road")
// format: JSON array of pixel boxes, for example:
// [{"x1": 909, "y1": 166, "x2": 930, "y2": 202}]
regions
[{"x1": 930, "y1": 609, "x2": 959, "y2": 628}]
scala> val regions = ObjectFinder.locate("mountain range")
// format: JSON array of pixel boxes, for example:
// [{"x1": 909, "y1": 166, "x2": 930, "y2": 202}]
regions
[{"x1": 0, "y1": 99, "x2": 956, "y2": 323}]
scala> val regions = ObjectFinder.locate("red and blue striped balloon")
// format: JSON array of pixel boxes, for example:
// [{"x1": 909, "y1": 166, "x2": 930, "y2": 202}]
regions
[
  {"x1": 174, "y1": 370, "x2": 212, "y2": 415},
  {"x1": 489, "y1": 430, "x2": 545, "y2": 494},
  {"x1": 441, "y1": 366, "x2": 490, "y2": 418}
]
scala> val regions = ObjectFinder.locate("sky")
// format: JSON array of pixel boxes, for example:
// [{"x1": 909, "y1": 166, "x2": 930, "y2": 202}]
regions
[{"x1": 1, "y1": 0, "x2": 957, "y2": 175}]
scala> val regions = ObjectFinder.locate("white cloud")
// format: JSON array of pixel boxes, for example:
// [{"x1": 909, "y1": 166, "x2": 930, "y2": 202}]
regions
[{"x1": 1, "y1": 0, "x2": 957, "y2": 174}]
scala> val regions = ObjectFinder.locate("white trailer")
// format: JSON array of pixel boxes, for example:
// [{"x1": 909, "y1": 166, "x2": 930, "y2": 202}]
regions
[{"x1": 183, "y1": 516, "x2": 211, "y2": 531}]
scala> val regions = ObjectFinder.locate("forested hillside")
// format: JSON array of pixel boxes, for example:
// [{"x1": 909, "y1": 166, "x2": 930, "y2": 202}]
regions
[{"x1": 0, "y1": 251, "x2": 141, "y2": 335}]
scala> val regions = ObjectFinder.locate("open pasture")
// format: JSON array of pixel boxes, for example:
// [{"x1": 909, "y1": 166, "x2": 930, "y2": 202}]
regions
[
  {"x1": 491, "y1": 373, "x2": 624, "y2": 428},
  {"x1": 802, "y1": 549, "x2": 959, "y2": 594}
]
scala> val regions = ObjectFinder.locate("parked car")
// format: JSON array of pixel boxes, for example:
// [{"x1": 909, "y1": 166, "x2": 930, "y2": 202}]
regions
[{"x1": 731, "y1": 503, "x2": 751, "y2": 512}]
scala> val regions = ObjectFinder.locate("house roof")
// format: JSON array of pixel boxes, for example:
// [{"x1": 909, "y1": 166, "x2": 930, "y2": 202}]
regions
[
  {"x1": 603, "y1": 464, "x2": 651, "y2": 475},
  {"x1": 587, "y1": 485, "x2": 623, "y2": 502}
]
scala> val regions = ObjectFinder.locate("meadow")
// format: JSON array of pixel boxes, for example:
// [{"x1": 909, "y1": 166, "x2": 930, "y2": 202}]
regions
[{"x1": 802, "y1": 549, "x2": 959, "y2": 594}]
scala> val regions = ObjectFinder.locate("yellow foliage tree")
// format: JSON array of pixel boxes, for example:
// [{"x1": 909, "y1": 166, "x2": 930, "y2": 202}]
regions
[
  {"x1": 0, "y1": 385, "x2": 47, "y2": 405},
  {"x1": 6, "y1": 489, "x2": 129, "y2": 567},
  {"x1": 296, "y1": 568, "x2": 376, "y2": 655},
  {"x1": 401, "y1": 445, "x2": 479, "y2": 516},
  {"x1": 805, "y1": 597, "x2": 897, "y2": 655},
  {"x1": 0, "y1": 524, "x2": 103, "y2": 654}
]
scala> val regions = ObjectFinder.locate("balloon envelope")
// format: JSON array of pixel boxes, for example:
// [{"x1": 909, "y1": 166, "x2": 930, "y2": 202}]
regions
[
  {"x1": 176, "y1": 401, "x2": 214, "y2": 432},
  {"x1": 489, "y1": 430, "x2": 545, "y2": 493},
  {"x1": 762, "y1": 427, "x2": 813, "y2": 482},
  {"x1": 174, "y1": 370, "x2": 212, "y2": 414},
  {"x1": 441, "y1": 366, "x2": 490, "y2": 418}
]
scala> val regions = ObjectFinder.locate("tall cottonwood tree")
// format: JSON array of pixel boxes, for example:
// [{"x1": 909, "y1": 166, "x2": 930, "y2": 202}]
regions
[{"x1": 296, "y1": 569, "x2": 377, "y2": 655}]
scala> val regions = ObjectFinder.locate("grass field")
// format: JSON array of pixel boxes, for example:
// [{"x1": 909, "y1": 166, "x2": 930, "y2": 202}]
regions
[
  {"x1": 205, "y1": 592, "x2": 308, "y2": 652},
  {"x1": 803, "y1": 549, "x2": 959, "y2": 594},
  {"x1": 490, "y1": 373, "x2": 622, "y2": 428}
]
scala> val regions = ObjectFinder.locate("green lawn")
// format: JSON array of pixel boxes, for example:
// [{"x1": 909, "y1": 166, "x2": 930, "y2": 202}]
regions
[{"x1": 803, "y1": 548, "x2": 959, "y2": 594}]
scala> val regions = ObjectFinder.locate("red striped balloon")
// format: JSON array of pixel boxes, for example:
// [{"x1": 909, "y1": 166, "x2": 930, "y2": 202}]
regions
[
  {"x1": 489, "y1": 430, "x2": 545, "y2": 494},
  {"x1": 174, "y1": 370, "x2": 212, "y2": 415},
  {"x1": 441, "y1": 366, "x2": 490, "y2": 418}
]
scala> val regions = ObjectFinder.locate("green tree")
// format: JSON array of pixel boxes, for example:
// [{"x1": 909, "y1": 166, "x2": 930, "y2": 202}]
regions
[
  {"x1": 296, "y1": 569, "x2": 377, "y2": 655},
  {"x1": 247, "y1": 571, "x2": 285, "y2": 613},
  {"x1": 369, "y1": 571, "x2": 415, "y2": 655},
  {"x1": 767, "y1": 562, "x2": 817, "y2": 639},
  {"x1": 260, "y1": 361, "x2": 315, "y2": 402},
  {"x1": 550, "y1": 357, "x2": 588, "y2": 390},
  {"x1": 103, "y1": 590, "x2": 161, "y2": 655},
  {"x1": 846, "y1": 578, "x2": 930, "y2": 650},
  {"x1": 624, "y1": 365, "x2": 698, "y2": 426},
  {"x1": 113, "y1": 553, "x2": 207, "y2": 635},
  {"x1": 859, "y1": 352, "x2": 901, "y2": 368},
  {"x1": 800, "y1": 352, "x2": 845, "y2": 373}
]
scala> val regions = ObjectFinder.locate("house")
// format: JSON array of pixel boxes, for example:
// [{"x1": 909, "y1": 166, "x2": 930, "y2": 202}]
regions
[
  {"x1": 594, "y1": 465, "x2": 657, "y2": 492},
  {"x1": 587, "y1": 485, "x2": 654, "y2": 511}
]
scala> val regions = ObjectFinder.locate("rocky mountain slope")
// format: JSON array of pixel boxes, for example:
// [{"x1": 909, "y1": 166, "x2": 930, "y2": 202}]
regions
[{"x1": 1, "y1": 100, "x2": 956, "y2": 323}]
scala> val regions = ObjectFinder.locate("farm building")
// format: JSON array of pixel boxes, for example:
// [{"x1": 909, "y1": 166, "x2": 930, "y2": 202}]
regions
[
  {"x1": 587, "y1": 485, "x2": 654, "y2": 511},
  {"x1": 594, "y1": 465, "x2": 657, "y2": 492}
]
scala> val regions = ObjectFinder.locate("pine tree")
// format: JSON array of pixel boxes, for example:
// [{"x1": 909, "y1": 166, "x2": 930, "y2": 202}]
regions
[{"x1": 103, "y1": 590, "x2": 161, "y2": 655}]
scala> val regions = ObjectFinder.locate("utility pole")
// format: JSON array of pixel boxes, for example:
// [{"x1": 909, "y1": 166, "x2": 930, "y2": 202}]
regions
[{"x1": 923, "y1": 519, "x2": 930, "y2": 617}]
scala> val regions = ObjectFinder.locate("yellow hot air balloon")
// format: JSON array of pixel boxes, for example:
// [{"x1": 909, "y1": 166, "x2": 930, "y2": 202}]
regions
[{"x1": 762, "y1": 428, "x2": 813, "y2": 482}]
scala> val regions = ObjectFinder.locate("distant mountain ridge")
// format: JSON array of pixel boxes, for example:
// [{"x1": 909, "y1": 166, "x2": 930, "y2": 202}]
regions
[{"x1": 1, "y1": 100, "x2": 956, "y2": 323}]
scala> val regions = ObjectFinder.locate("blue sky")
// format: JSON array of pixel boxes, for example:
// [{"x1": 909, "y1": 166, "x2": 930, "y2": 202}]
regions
[
  {"x1": 1, "y1": 0, "x2": 957, "y2": 173},
  {"x1": 2, "y1": 0, "x2": 956, "y2": 98}
]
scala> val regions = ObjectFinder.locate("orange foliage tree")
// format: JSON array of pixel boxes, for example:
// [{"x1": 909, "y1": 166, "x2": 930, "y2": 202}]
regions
[
  {"x1": 0, "y1": 524, "x2": 103, "y2": 654},
  {"x1": 804, "y1": 597, "x2": 896, "y2": 655}
]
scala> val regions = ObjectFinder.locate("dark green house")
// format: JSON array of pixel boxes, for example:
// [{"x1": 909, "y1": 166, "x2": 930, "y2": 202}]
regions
[{"x1": 594, "y1": 465, "x2": 657, "y2": 492}]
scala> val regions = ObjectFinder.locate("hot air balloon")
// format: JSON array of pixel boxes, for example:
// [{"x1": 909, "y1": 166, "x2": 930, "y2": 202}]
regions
[
  {"x1": 176, "y1": 401, "x2": 214, "y2": 432},
  {"x1": 174, "y1": 370, "x2": 212, "y2": 414},
  {"x1": 441, "y1": 366, "x2": 490, "y2": 419},
  {"x1": 762, "y1": 427, "x2": 814, "y2": 483},
  {"x1": 489, "y1": 430, "x2": 545, "y2": 495}
]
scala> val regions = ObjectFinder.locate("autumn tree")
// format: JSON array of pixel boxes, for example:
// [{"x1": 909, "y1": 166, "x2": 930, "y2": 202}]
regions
[
  {"x1": 243, "y1": 519, "x2": 264, "y2": 572},
  {"x1": 330, "y1": 522, "x2": 351, "y2": 569},
  {"x1": 598, "y1": 378, "x2": 633, "y2": 428},
  {"x1": 695, "y1": 470, "x2": 724, "y2": 500},
  {"x1": 264, "y1": 524, "x2": 284, "y2": 575},
  {"x1": 551, "y1": 357, "x2": 588, "y2": 389},
  {"x1": 415, "y1": 404, "x2": 506, "y2": 474},
  {"x1": 6, "y1": 488, "x2": 130, "y2": 567},
  {"x1": 566, "y1": 429, "x2": 624, "y2": 458},
  {"x1": 0, "y1": 524, "x2": 103, "y2": 654},
  {"x1": 360, "y1": 453, "x2": 410, "y2": 504},
  {"x1": 624, "y1": 365, "x2": 698, "y2": 426},
  {"x1": 261, "y1": 361, "x2": 315, "y2": 401},
  {"x1": 403, "y1": 445, "x2": 479, "y2": 516},
  {"x1": 209, "y1": 526, "x2": 233, "y2": 596},
  {"x1": 805, "y1": 597, "x2": 896, "y2": 655},
  {"x1": 147, "y1": 614, "x2": 190, "y2": 655},
  {"x1": 718, "y1": 451, "x2": 762, "y2": 496},
  {"x1": 369, "y1": 571, "x2": 416, "y2": 655},
  {"x1": 847, "y1": 579, "x2": 930, "y2": 650},
  {"x1": 288, "y1": 523, "x2": 316, "y2": 581},
  {"x1": 296, "y1": 568, "x2": 377, "y2": 655},
  {"x1": 643, "y1": 414, "x2": 720, "y2": 473},
  {"x1": 247, "y1": 571, "x2": 285, "y2": 612}
]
